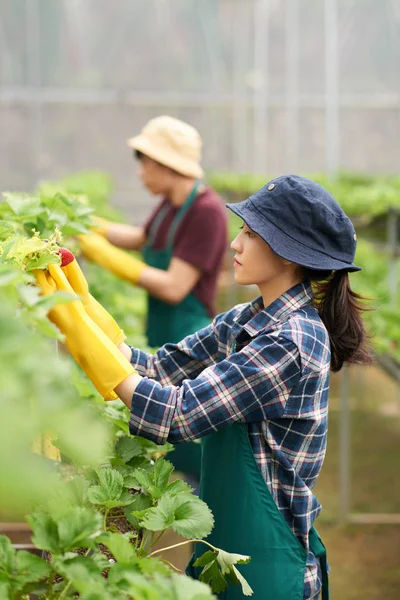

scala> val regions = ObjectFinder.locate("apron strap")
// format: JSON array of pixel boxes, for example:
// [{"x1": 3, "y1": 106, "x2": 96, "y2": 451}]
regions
[
  {"x1": 165, "y1": 180, "x2": 200, "y2": 251},
  {"x1": 146, "y1": 203, "x2": 170, "y2": 248},
  {"x1": 309, "y1": 527, "x2": 330, "y2": 600}
]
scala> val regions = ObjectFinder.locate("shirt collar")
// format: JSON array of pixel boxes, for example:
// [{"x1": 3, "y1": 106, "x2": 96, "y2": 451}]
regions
[{"x1": 232, "y1": 281, "x2": 314, "y2": 340}]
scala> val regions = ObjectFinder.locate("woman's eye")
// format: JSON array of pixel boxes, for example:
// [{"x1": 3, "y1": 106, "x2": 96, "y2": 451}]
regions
[{"x1": 245, "y1": 231, "x2": 256, "y2": 238}]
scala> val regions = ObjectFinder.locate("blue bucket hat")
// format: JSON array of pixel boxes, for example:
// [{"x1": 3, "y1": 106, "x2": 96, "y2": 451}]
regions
[{"x1": 227, "y1": 174, "x2": 361, "y2": 272}]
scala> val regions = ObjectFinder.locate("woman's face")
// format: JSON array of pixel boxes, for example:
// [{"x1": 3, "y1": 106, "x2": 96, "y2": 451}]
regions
[{"x1": 231, "y1": 222, "x2": 302, "y2": 300}]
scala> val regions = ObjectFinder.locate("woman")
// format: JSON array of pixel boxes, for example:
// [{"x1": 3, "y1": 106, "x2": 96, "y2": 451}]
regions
[{"x1": 36, "y1": 175, "x2": 371, "y2": 599}]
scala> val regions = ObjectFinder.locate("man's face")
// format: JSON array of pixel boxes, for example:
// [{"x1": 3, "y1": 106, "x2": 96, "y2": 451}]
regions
[{"x1": 136, "y1": 155, "x2": 173, "y2": 195}]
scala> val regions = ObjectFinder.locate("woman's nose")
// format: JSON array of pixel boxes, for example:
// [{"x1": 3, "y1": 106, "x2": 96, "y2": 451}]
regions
[{"x1": 231, "y1": 234, "x2": 241, "y2": 252}]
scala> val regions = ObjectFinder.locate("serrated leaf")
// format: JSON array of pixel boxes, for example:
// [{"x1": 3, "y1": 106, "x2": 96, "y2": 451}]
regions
[
  {"x1": 56, "y1": 507, "x2": 103, "y2": 551},
  {"x1": 197, "y1": 556, "x2": 227, "y2": 595},
  {"x1": 170, "y1": 496, "x2": 214, "y2": 539},
  {"x1": 193, "y1": 550, "x2": 216, "y2": 568},
  {"x1": 98, "y1": 532, "x2": 137, "y2": 563},
  {"x1": 165, "y1": 479, "x2": 195, "y2": 497},
  {"x1": 33, "y1": 316, "x2": 64, "y2": 340},
  {"x1": 14, "y1": 550, "x2": 51, "y2": 587},
  {"x1": 97, "y1": 467, "x2": 124, "y2": 491},
  {"x1": 0, "y1": 220, "x2": 16, "y2": 240},
  {"x1": 25, "y1": 253, "x2": 60, "y2": 272},
  {"x1": 27, "y1": 512, "x2": 60, "y2": 553},
  {"x1": 87, "y1": 487, "x2": 121, "y2": 509},
  {"x1": 228, "y1": 564, "x2": 254, "y2": 596},
  {"x1": 0, "y1": 535, "x2": 15, "y2": 572},
  {"x1": 4, "y1": 193, "x2": 40, "y2": 216},
  {"x1": 124, "y1": 494, "x2": 153, "y2": 528},
  {"x1": 0, "y1": 582, "x2": 10, "y2": 599},
  {"x1": 91, "y1": 468, "x2": 124, "y2": 502},
  {"x1": 55, "y1": 555, "x2": 106, "y2": 594},
  {"x1": 169, "y1": 571, "x2": 216, "y2": 599},
  {"x1": 140, "y1": 494, "x2": 214, "y2": 538},
  {"x1": 115, "y1": 436, "x2": 142, "y2": 463},
  {"x1": 131, "y1": 467, "x2": 156, "y2": 492},
  {"x1": 153, "y1": 458, "x2": 174, "y2": 493},
  {"x1": 215, "y1": 549, "x2": 253, "y2": 596}
]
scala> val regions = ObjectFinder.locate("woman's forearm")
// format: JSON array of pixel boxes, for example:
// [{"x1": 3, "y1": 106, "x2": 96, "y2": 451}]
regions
[{"x1": 114, "y1": 372, "x2": 143, "y2": 409}]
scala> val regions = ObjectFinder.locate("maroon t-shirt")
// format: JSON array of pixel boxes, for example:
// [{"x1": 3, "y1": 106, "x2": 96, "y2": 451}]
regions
[{"x1": 144, "y1": 187, "x2": 228, "y2": 317}]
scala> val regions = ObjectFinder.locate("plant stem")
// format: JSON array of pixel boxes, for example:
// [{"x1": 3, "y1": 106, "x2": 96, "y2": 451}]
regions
[
  {"x1": 149, "y1": 539, "x2": 217, "y2": 558},
  {"x1": 57, "y1": 548, "x2": 91, "y2": 600},
  {"x1": 159, "y1": 558, "x2": 182, "y2": 573},
  {"x1": 150, "y1": 530, "x2": 165, "y2": 550},
  {"x1": 103, "y1": 509, "x2": 109, "y2": 531}
]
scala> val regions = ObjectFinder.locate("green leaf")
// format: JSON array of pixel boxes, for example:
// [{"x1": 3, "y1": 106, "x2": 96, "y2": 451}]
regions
[
  {"x1": 0, "y1": 582, "x2": 10, "y2": 599},
  {"x1": 13, "y1": 550, "x2": 51, "y2": 589},
  {"x1": 56, "y1": 507, "x2": 103, "y2": 551},
  {"x1": 169, "y1": 571, "x2": 216, "y2": 599},
  {"x1": 4, "y1": 193, "x2": 41, "y2": 216},
  {"x1": 0, "y1": 220, "x2": 16, "y2": 240},
  {"x1": 27, "y1": 512, "x2": 60, "y2": 554},
  {"x1": 197, "y1": 555, "x2": 227, "y2": 595},
  {"x1": 193, "y1": 550, "x2": 216, "y2": 568},
  {"x1": 215, "y1": 549, "x2": 253, "y2": 597},
  {"x1": 226, "y1": 564, "x2": 254, "y2": 596},
  {"x1": 115, "y1": 436, "x2": 142, "y2": 463},
  {"x1": 131, "y1": 467, "x2": 158, "y2": 495},
  {"x1": 140, "y1": 494, "x2": 214, "y2": 538},
  {"x1": 87, "y1": 468, "x2": 125, "y2": 507},
  {"x1": 153, "y1": 458, "x2": 174, "y2": 493},
  {"x1": 169, "y1": 496, "x2": 214, "y2": 539},
  {"x1": 97, "y1": 467, "x2": 124, "y2": 496},
  {"x1": 165, "y1": 479, "x2": 195, "y2": 497},
  {"x1": 98, "y1": 531, "x2": 137, "y2": 563},
  {"x1": 0, "y1": 535, "x2": 15, "y2": 572},
  {"x1": 124, "y1": 493, "x2": 153, "y2": 528},
  {"x1": 55, "y1": 554, "x2": 106, "y2": 594},
  {"x1": 25, "y1": 253, "x2": 60, "y2": 272}
]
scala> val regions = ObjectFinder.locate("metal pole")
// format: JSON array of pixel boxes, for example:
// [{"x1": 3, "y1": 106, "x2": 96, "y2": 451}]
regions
[
  {"x1": 233, "y1": 0, "x2": 249, "y2": 173},
  {"x1": 253, "y1": 0, "x2": 269, "y2": 175},
  {"x1": 25, "y1": 0, "x2": 42, "y2": 187},
  {"x1": 285, "y1": 0, "x2": 299, "y2": 173},
  {"x1": 339, "y1": 365, "x2": 351, "y2": 524},
  {"x1": 324, "y1": 0, "x2": 339, "y2": 179},
  {"x1": 387, "y1": 210, "x2": 398, "y2": 306}
]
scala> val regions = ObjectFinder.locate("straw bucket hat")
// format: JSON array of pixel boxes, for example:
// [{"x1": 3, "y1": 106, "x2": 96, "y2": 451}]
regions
[{"x1": 127, "y1": 115, "x2": 204, "y2": 179}]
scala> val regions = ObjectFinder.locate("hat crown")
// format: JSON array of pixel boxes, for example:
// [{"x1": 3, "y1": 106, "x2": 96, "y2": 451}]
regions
[
  {"x1": 142, "y1": 116, "x2": 202, "y2": 161},
  {"x1": 248, "y1": 175, "x2": 357, "y2": 267}
]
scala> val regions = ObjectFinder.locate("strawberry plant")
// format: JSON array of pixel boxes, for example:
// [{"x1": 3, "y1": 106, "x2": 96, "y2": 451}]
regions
[{"x1": 0, "y1": 184, "x2": 254, "y2": 598}]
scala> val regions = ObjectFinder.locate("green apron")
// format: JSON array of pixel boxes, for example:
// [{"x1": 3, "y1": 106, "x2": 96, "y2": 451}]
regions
[
  {"x1": 142, "y1": 181, "x2": 211, "y2": 349},
  {"x1": 142, "y1": 182, "x2": 210, "y2": 479},
  {"x1": 187, "y1": 423, "x2": 330, "y2": 599}
]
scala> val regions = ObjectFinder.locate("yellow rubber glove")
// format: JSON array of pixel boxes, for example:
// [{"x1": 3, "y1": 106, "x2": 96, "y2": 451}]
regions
[
  {"x1": 90, "y1": 216, "x2": 110, "y2": 237},
  {"x1": 79, "y1": 233, "x2": 147, "y2": 285},
  {"x1": 34, "y1": 264, "x2": 136, "y2": 400},
  {"x1": 61, "y1": 254, "x2": 126, "y2": 347}
]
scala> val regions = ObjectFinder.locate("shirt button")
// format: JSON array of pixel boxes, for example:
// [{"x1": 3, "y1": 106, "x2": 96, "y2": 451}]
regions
[
  {"x1": 268, "y1": 184, "x2": 275, "y2": 191},
  {"x1": 353, "y1": 233, "x2": 357, "y2": 241}
]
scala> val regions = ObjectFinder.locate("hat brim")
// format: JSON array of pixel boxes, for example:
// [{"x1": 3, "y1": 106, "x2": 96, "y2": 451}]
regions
[
  {"x1": 127, "y1": 135, "x2": 204, "y2": 179},
  {"x1": 227, "y1": 200, "x2": 361, "y2": 273}
]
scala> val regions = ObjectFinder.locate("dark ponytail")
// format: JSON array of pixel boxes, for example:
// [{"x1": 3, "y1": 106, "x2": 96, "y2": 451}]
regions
[{"x1": 306, "y1": 269, "x2": 373, "y2": 372}]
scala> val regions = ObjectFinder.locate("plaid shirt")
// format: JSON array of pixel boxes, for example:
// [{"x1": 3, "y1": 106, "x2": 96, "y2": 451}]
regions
[{"x1": 129, "y1": 282, "x2": 330, "y2": 599}]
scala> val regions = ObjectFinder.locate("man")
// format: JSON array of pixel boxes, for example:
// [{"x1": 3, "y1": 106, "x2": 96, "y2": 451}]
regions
[
  {"x1": 79, "y1": 115, "x2": 228, "y2": 349},
  {"x1": 79, "y1": 115, "x2": 228, "y2": 481}
]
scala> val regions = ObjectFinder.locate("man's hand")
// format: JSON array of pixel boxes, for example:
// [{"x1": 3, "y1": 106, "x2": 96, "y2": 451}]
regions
[{"x1": 79, "y1": 233, "x2": 147, "y2": 284}]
